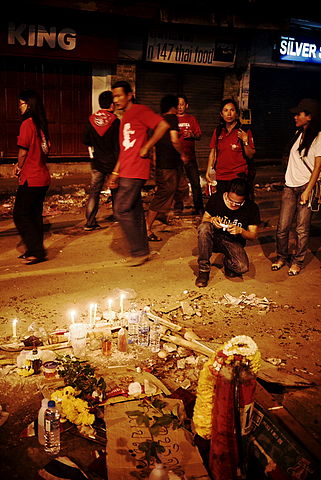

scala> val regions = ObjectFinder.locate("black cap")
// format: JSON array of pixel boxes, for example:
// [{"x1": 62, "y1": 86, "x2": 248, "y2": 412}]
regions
[{"x1": 290, "y1": 98, "x2": 321, "y2": 116}]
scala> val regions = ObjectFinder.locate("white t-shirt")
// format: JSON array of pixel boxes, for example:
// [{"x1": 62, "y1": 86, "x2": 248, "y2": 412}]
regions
[{"x1": 285, "y1": 131, "x2": 321, "y2": 187}]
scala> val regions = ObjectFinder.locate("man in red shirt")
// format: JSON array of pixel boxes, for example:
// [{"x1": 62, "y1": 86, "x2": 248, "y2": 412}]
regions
[
  {"x1": 175, "y1": 95, "x2": 204, "y2": 215},
  {"x1": 109, "y1": 81, "x2": 169, "y2": 266}
]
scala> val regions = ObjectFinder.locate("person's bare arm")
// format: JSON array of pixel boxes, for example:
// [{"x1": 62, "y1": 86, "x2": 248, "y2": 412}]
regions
[
  {"x1": 14, "y1": 148, "x2": 27, "y2": 176},
  {"x1": 206, "y1": 148, "x2": 216, "y2": 182},
  {"x1": 301, "y1": 156, "x2": 321, "y2": 205},
  {"x1": 170, "y1": 130, "x2": 188, "y2": 163},
  {"x1": 227, "y1": 223, "x2": 258, "y2": 240},
  {"x1": 140, "y1": 119, "x2": 170, "y2": 157}
]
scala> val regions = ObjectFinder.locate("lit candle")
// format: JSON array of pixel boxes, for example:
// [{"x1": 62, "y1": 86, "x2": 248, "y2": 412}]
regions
[
  {"x1": 108, "y1": 298, "x2": 113, "y2": 313},
  {"x1": 89, "y1": 304, "x2": 94, "y2": 327},
  {"x1": 93, "y1": 303, "x2": 97, "y2": 326},
  {"x1": 69, "y1": 309, "x2": 76, "y2": 324},
  {"x1": 12, "y1": 318, "x2": 18, "y2": 338},
  {"x1": 120, "y1": 293, "x2": 125, "y2": 315}
]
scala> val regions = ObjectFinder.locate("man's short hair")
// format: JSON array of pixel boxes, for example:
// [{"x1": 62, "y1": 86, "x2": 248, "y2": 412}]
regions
[
  {"x1": 229, "y1": 178, "x2": 250, "y2": 198},
  {"x1": 111, "y1": 80, "x2": 133, "y2": 94},
  {"x1": 160, "y1": 94, "x2": 179, "y2": 114},
  {"x1": 98, "y1": 91, "x2": 113, "y2": 109},
  {"x1": 178, "y1": 94, "x2": 188, "y2": 104}
]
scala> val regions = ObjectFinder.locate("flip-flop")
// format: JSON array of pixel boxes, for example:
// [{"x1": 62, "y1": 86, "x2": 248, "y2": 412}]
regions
[
  {"x1": 271, "y1": 260, "x2": 285, "y2": 271},
  {"x1": 23, "y1": 256, "x2": 47, "y2": 265},
  {"x1": 147, "y1": 233, "x2": 162, "y2": 242},
  {"x1": 288, "y1": 265, "x2": 301, "y2": 276}
]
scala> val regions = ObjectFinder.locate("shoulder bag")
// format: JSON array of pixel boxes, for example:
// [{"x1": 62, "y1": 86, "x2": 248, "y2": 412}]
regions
[{"x1": 300, "y1": 155, "x2": 321, "y2": 212}]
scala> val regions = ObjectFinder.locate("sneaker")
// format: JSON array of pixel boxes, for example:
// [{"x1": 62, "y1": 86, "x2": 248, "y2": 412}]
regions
[
  {"x1": 126, "y1": 254, "x2": 150, "y2": 267},
  {"x1": 195, "y1": 271, "x2": 210, "y2": 287},
  {"x1": 84, "y1": 224, "x2": 102, "y2": 231}
]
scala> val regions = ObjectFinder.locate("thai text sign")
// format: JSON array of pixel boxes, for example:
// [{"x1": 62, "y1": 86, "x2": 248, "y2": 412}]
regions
[{"x1": 146, "y1": 30, "x2": 235, "y2": 67}]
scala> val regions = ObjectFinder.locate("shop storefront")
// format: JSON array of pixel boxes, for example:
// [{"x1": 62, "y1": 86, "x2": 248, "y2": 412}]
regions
[
  {"x1": 0, "y1": 9, "x2": 118, "y2": 160},
  {"x1": 248, "y1": 29, "x2": 321, "y2": 159}
]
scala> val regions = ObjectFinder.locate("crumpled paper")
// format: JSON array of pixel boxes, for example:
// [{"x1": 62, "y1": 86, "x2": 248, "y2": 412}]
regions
[{"x1": 220, "y1": 292, "x2": 272, "y2": 310}]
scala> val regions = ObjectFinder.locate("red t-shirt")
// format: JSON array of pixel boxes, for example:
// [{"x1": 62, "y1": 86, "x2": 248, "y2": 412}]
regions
[
  {"x1": 118, "y1": 104, "x2": 163, "y2": 179},
  {"x1": 17, "y1": 118, "x2": 51, "y2": 186},
  {"x1": 177, "y1": 113, "x2": 202, "y2": 160},
  {"x1": 210, "y1": 125, "x2": 254, "y2": 181}
]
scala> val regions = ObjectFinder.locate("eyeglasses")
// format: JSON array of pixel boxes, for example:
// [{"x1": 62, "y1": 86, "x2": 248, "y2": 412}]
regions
[{"x1": 226, "y1": 194, "x2": 245, "y2": 207}]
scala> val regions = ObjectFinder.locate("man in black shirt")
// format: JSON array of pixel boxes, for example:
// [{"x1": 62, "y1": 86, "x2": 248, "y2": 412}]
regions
[
  {"x1": 146, "y1": 95, "x2": 188, "y2": 241},
  {"x1": 83, "y1": 90, "x2": 120, "y2": 231},
  {"x1": 195, "y1": 178, "x2": 260, "y2": 287}
]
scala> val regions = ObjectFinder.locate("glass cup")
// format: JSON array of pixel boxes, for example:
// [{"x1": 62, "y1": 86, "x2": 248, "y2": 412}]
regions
[{"x1": 69, "y1": 323, "x2": 87, "y2": 358}]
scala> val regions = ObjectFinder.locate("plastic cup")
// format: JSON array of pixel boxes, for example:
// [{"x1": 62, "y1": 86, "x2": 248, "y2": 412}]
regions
[{"x1": 69, "y1": 323, "x2": 87, "y2": 358}]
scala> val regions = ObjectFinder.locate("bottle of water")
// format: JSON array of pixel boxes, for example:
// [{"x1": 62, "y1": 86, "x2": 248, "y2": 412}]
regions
[
  {"x1": 138, "y1": 313, "x2": 150, "y2": 347},
  {"x1": 208, "y1": 168, "x2": 217, "y2": 195},
  {"x1": 44, "y1": 400, "x2": 60, "y2": 454},
  {"x1": 127, "y1": 310, "x2": 140, "y2": 345},
  {"x1": 38, "y1": 398, "x2": 49, "y2": 445},
  {"x1": 149, "y1": 463, "x2": 169, "y2": 480},
  {"x1": 149, "y1": 321, "x2": 161, "y2": 353}
]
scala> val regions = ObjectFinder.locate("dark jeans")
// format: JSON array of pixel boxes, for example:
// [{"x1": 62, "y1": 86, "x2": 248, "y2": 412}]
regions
[
  {"x1": 175, "y1": 160, "x2": 204, "y2": 214},
  {"x1": 85, "y1": 169, "x2": 116, "y2": 227},
  {"x1": 276, "y1": 184, "x2": 312, "y2": 267},
  {"x1": 114, "y1": 177, "x2": 149, "y2": 258},
  {"x1": 197, "y1": 222, "x2": 249, "y2": 274},
  {"x1": 13, "y1": 183, "x2": 48, "y2": 258}
]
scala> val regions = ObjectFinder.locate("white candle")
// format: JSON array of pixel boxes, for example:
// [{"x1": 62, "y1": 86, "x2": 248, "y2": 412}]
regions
[
  {"x1": 69, "y1": 309, "x2": 76, "y2": 324},
  {"x1": 12, "y1": 318, "x2": 18, "y2": 338},
  {"x1": 108, "y1": 298, "x2": 113, "y2": 313},
  {"x1": 89, "y1": 304, "x2": 94, "y2": 326},
  {"x1": 93, "y1": 303, "x2": 97, "y2": 326},
  {"x1": 120, "y1": 293, "x2": 125, "y2": 315}
]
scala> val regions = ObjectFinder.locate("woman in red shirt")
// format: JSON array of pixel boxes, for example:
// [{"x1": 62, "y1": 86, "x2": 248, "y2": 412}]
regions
[
  {"x1": 13, "y1": 89, "x2": 51, "y2": 265},
  {"x1": 206, "y1": 98, "x2": 256, "y2": 195}
]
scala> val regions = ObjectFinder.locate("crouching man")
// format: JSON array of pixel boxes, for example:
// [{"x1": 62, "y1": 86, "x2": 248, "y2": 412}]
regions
[{"x1": 195, "y1": 178, "x2": 260, "y2": 287}]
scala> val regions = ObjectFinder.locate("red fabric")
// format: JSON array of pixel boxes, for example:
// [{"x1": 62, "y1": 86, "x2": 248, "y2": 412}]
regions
[
  {"x1": 17, "y1": 118, "x2": 51, "y2": 187},
  {"x1": 209, "y1": 366, "x2": 256, "y2": 480},
  {"x1": 118, "y1": 104, "x2": 163, "y2": 179},
  {"x1": 178, "y1": 113, "x2": 202, "y2": 159},
  {"x1": 89, "y1": 109, "x2": 117, "y2": 136},
  {"x1": 210, "y1": 126, "x2": 254, "y2": 181}
]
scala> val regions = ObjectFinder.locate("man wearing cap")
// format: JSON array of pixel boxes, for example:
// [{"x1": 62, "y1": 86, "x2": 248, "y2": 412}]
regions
[{"x1": 272, "y1": 98, "x2": 321, "y2": 276}]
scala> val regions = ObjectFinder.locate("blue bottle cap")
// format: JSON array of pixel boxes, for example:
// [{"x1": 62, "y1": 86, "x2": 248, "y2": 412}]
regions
[{"x1": 48, "y1": 400, "x2": 55, "y2": 408}]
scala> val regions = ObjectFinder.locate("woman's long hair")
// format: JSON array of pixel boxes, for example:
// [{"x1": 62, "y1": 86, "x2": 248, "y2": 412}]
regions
[
  {"x1": 298, "y1": 110, "x2": 321, "y2": 157},
  {"x1": 19, "y1": 89, "x2": 49, "y2": 143}
]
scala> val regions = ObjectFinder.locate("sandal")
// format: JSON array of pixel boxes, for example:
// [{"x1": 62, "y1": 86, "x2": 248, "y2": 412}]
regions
[
  {"x1": 23, "y1": 256, "x2": 47, "y2": 265},
  {"x1": 288, "y1": 264, "x2": 301, "y2": 276},
  {"x1": 147, "y1": 232, "x2": 162, "y2": 242},
  {"x1": 271, "y1": 260, "x2": 285, "y2": 271}
]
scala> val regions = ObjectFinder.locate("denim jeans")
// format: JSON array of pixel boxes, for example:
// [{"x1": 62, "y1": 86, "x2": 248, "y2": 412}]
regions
[
  {"x1": 13, "y1": 183, "x2": 48, "y2": 258},
  {"x1": 276, "y1": 184, "x2": 312, "y2": 267},
  {"x1": 114, "y1": 177, "x2": 149, "y2": 257},
  {"x1": 85, "y1": 169, "x2": 116, "y2": 227},
  {"x1": 197, "y1": 222, "x2": 249, "y2": 274}
]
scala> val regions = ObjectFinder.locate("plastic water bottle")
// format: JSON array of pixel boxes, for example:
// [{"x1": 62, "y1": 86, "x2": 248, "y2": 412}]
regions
[
  {"x1": 127, "y1": 310, "x2": 140, "y2": 345},
  {"x1": 149, "y1": 463, "x2": 169, "y2": 480},
  {"x1": 208, "y1": 168, "x2": 217, "y2": 195},
  {"x1": 38, "y1": 398, "x2": 49, "y2": 445},
  {"x1": 149, "y1": 321, "x2": 161, "y2": 353},
  {"x1": 44, "y1": 400, "x2": 60, "y2": 454},
  {"x1": 138, "y1": 313, "x2": 150, "y2": 347}
]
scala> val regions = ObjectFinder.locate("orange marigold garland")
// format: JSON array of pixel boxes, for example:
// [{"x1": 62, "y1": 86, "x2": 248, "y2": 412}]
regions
[{"x1": 193, "y1": 336, "x2": 261, "y2": 480}]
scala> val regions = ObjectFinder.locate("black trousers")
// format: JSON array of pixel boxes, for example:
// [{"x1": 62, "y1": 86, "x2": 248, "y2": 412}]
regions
[{"x1": 13, "y1": 183, "x2": 48, "y2": 258}]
